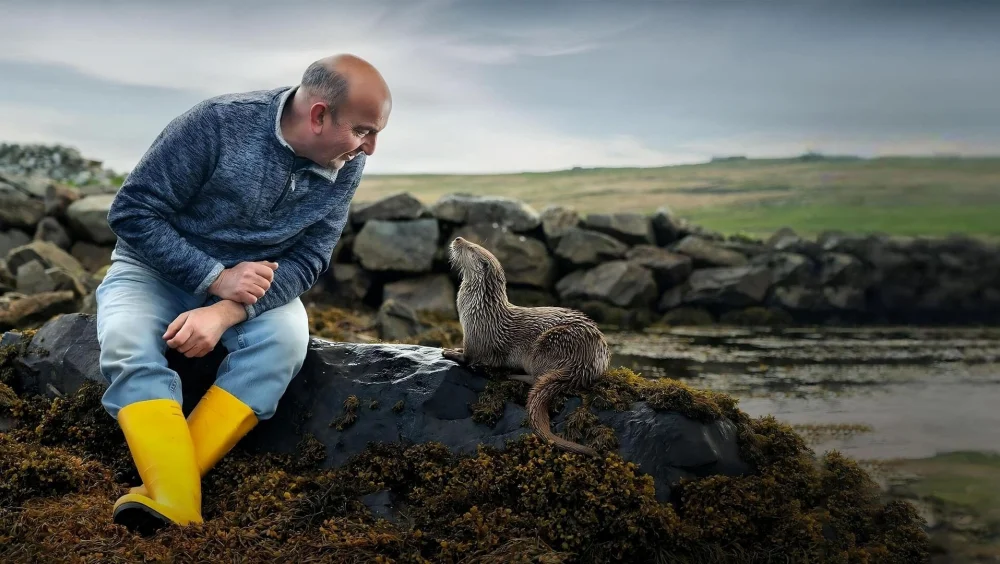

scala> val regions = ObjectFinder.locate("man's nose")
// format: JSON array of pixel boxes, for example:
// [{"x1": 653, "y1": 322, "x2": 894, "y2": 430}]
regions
[{"x1": 362, "y1": 134, "x2": 377, "y2": 156}]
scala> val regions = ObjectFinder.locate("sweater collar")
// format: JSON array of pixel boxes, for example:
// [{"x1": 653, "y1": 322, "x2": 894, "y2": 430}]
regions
[{"x1": 273, "y1": 86, "x2": 340, "y2": 184}]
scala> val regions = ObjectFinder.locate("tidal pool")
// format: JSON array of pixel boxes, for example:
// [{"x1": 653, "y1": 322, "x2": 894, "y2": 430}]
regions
[
  {"x1": 607, "y1": 325, "x2": 1000, "y2": 561},
  {"x1": 607, "y1": 325, "x2": 1000, "y2": 461}
]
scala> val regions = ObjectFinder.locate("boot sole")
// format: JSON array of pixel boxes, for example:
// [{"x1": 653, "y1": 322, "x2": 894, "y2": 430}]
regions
[{"x1": 113, "y1": 501, "x2": 172, "y2": 536}]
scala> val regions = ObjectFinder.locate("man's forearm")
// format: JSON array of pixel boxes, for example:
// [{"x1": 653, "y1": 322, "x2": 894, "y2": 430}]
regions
[{"x1": 210, "y1": 298, "x2": 249, "y2": 326}]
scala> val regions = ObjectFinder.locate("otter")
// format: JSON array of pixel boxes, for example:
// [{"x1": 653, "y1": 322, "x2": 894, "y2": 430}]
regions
[{"x1": 442, "y1": 236, "x2": 611, "y2": 457}]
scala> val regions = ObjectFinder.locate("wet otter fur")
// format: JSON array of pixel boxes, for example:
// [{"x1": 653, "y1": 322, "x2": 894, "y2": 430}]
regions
[{"x1": 443, "y1": 236, "x2": 611, "y2": 457}]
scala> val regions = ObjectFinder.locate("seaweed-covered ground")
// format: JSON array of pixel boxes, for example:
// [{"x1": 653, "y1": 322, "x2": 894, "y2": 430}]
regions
[
  {"x1": 0, "y1": 315, "x2": 930, "y2": 563},
  {"x1": 611, "y1": 325, "x2": 1000, "y2": 563}
]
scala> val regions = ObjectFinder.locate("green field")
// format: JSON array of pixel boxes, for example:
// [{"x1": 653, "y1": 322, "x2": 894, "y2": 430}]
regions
[{"x1": 354, "y1": 155, "x2": 1000, "y2": 237}]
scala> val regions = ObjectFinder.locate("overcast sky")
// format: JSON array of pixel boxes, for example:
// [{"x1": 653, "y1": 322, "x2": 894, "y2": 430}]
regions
[{"x1": 1, "y1": 0, "x2": 998, "y2": 174}]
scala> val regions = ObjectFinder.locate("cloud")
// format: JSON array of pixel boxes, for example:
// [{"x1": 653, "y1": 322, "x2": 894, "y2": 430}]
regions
[
  {"x1": 0, "y1": 0, "x2": 997, "y2": 174},
  {"x1": 0, "y1": 0, "x2": 671, "y2": 173}
]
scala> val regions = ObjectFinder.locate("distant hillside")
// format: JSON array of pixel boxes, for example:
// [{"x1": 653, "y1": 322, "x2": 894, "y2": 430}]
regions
[
  {"x1": 4, "y1": 143, "x2": 999, "y2": 237},
  {"x1": 356, "y1": 155, "x2": 1000, "y2": 237}
]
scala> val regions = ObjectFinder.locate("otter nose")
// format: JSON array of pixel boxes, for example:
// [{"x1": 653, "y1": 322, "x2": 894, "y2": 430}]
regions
[{"x1": 454, "y1": 236, "x2": 465, "y2": 243}]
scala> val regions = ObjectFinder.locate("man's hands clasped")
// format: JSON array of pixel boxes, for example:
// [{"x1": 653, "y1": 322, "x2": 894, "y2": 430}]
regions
[
  {"x1": 164, "y1": 261, "x2": 279, "y2": 359},
  {"x1": 208, "y1": 260, "x2": 279, "y2": 304}
]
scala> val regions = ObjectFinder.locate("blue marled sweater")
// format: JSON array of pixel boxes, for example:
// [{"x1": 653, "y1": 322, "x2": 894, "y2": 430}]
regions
[{"x1": 108, "y1": 86, "x2": 364, "y2": 320}]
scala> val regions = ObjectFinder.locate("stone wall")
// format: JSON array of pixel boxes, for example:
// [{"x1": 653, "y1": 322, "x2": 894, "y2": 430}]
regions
[
  {"x1": 1, "y1": 142, "x2": 998, "y2": 329},
  {"x1": 326, "y1": 192, "x2": 1000, "y2": 327}
]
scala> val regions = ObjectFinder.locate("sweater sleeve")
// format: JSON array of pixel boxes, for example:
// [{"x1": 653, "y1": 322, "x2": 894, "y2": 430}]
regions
[
  {"x1": 107, "y1": 100, "x2": 226, "y2": 296},
  {"x1": 244, "y1": 154, "x2": 366, "y2": 320}
]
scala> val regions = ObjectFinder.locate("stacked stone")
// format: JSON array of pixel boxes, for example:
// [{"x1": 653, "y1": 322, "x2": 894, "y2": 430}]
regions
[{"x1": 326, "y1": 192, "x2": 1000, "y2": 330}]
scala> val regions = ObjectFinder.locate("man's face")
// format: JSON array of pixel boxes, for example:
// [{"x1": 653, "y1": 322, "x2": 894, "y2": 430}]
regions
[{"x1": 315, "y1": 93, "x2": 391, "y2": 170}]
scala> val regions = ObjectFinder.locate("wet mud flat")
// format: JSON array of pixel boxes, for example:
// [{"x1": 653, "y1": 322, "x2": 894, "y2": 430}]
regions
[{"x1": 607, "y1": 325, "x2": 1000, "y2": 562}]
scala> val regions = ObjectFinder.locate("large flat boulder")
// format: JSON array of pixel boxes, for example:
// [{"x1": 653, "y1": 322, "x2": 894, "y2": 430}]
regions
[
  {"x1": 352, "y1": 218, "x2": 439, "y2": 273},
  {"x1": 555, "y1": 260, "x2": 659, "y2": 309},
  {"x1": 581, "y1": 212, "x2": 655, "y2": 245},
  {"x1": 430, "y1": 193, "x2": 540, "y2": 232},
  {"x1": 553, "y1": 227, "x2": 629, "y2": 268},
  {"x1": 350, "y1": 192, "x2": 426, "y2": 226},
  {"x1": 451, "y1": 223, "x2": 555, "y2": 288},
  {"x1": 65, "y1": 194, "x2": 117, "y2": 244},
  {"x1": 8, "y1": 313, "x2": 751, "y2": 503}
]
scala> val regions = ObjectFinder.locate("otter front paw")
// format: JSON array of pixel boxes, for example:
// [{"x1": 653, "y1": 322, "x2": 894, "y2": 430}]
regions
[{"x1": 441, "y1": 347, "x2": 466, "y2": 364}]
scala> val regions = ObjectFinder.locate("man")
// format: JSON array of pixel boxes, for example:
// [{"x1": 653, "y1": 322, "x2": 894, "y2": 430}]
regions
[{"x1": 95, "y1": 53, "x2": 391, "y2": 534}]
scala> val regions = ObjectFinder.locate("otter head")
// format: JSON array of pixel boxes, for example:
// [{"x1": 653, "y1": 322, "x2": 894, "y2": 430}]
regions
[{"x1": 449, "y1": 236, "x2": 507, "y2": 289}]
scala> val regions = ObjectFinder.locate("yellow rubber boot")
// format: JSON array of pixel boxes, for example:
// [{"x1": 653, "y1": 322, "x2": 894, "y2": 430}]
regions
[
  {"x1": 129, "y1": 385, "x2": 258, "y2": 497},
  {"x1": 112, "y1": 398, "x2": 203, "y2": 535}
]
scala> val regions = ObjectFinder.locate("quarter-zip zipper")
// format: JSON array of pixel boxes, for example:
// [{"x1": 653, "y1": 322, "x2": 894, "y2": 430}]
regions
[{"x1": 270, "y1": 157, "x2": 296, "y2": 213}]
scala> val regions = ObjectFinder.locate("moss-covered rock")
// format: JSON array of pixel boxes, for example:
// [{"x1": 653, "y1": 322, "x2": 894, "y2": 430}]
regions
[
  {"x1": 0, "y1": 373, "x2": 930, "y2": 563},
  {"x1": 0, "y1": 314, "x2": 931, "y2": 563}
]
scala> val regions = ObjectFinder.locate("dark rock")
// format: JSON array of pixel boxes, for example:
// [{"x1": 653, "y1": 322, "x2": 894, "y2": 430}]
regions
[
  {"x1": 15, "y1": 260, "x2": 56, "y2": 294},
  {"x1": 766, "y1": 227, "x2": 799, "y2": 249},
  {"x1": 582, "y1": 213, "x2": 655, "y2": 245},
  {"x1": 651, "y1": 207, "x2": 683, "y2": 246},
  {"x1": 657, "y1": 286, "x2": 685, "y2": 312},
  {"x1": 374, "y1": 299, "x2": 426, "y2": 341},
  {"x1": 430, "y1": 193, "x2": 540, "y2": 232},
  {"x1": 506, "y1": 287, "x2": 558, "y2": 307},
  {"x1": 353, "y1": 219, "x2": 439, "y2": 273},
  {"x1": 327, "y1": 264, "x2": 372, "y2": 305},
  {"x1": 6, "y1": 240, "x2": 90, "y2": 289},
  {"x1": 0, "y1": 259, "x2": 14, "y2": 292},
  {"x1": 818, "y1": 231, "x2": 885, "y2": 259},
  {"x1": 11, "y1": 313, "x2": 752, "y2": 502},
  {"x1": 382, "y1": 274, "x2": 457, "y2": 319},
  {"x1": 682, "y1": 266, "x2": 771, "y2": 308},
  {"x1": 717, "y1": 240, "x2": 769, "y2": 258},
  {"x1": 44, "y1": 182, "x2": 81, "y2": 219},
  {"x1": 539, "y1": 205, "x2": 580, "y2": 249},
  {"x1": 766, "y1": 227, "x2": 822, "y2": 257},
  {"x1": 555, "y1": 261, "x2": 658, "y2": 309},
  {"x1": 750, "y1": 252, "x2": 815, "y2": 286},
  {"x1": 550, "y1": 299, "x2": 653, "y2": 331},
  {"x1": 553, "y1": 227, "x2": 628, "y2": 268},
  {"x1": 0, "y1": 173, "x2": 46, "y2": 230},
  {"x1": 69, "y1": 242, "x2": 113, "y2": 273},
  {"x1": 658, "y1": 307, "x2": 715, "y2": 326},
  {"x1": 819, "y1": 253, "x2": 866, "y2": 286},
  {"x1": 451, "y1": 223, "x2": 555, "y2": 288},
  {"x1": 625, "y1": 245, "x2": 693, "y2": 289},
  {"x1": 65, "y1": 194, "x2": 117, "y2": 244},
  {"x1": 351, "y1": 192, "x2": 426, "y2": 226},
  {"x1": 33, "y1": 216, "x2": 72, "y2": 250},
  {"x1": 823, "y1": 286, "x2": 866, "y2": 312},
  {"x1": 874, "y1": 285, "x2": 919, "y2": 312},
  {"x1": 673, "y1": 236, "x2": 748, "y2": 267},
  {"x1": 771, "y1": 286, "x2": 826, "y2": 311},
  {"x1": 331, "y1": 231, "x2": 355, "y2": 264},
  {"x1": 0, "y1": 229, "x2": 31, "y2": 257}
]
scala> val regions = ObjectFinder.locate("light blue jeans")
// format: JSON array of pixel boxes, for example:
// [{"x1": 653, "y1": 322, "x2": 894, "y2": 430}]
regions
[{"x1": 95, "y1": 260, "x2": 310, "y2": 421}]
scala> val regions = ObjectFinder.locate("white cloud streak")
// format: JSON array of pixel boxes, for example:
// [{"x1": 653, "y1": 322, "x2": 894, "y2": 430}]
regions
[{"x1": 0, "y1": 0, "x2": 686, "y2": 173}]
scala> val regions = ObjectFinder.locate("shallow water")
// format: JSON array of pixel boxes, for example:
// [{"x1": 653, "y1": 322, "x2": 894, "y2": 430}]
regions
[{"x1": 607, "y1": 326, "x2": 1000, "y2": 461}]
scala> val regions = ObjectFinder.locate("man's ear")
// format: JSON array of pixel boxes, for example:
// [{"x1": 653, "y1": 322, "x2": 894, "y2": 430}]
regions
[{"x1": 309, "y1": 103, "x2": 327, "y2": 133}]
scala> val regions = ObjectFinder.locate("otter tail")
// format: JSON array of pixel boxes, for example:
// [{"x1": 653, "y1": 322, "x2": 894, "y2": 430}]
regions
[{"x1": 526, "y1": 369, "x2": 599, "y2": 457}]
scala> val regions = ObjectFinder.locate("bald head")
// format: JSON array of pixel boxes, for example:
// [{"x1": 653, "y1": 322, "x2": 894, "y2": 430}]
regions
[
  {"x1": 284, "y1": 53, "x2": 392, "y2": 170},
  {"x1": 300, "y1": 54, "x2": 391, "y2": 119}
]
